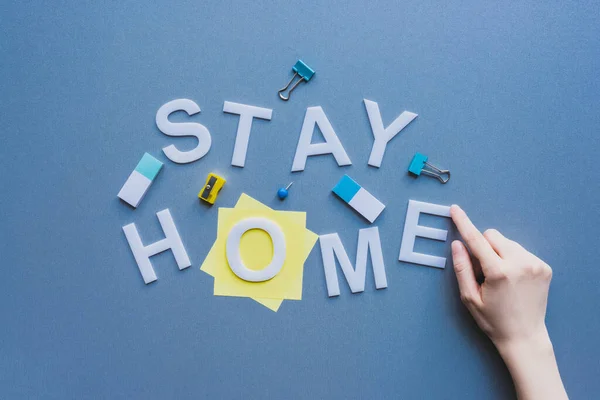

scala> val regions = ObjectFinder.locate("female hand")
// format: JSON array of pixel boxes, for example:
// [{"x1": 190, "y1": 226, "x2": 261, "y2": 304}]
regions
[{"x1": 450, "y1": 205, "x2": 568, "y2": 400}]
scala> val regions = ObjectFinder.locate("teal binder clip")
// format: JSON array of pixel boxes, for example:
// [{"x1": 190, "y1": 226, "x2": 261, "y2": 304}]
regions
[
  {"x1": 278, "y1": 60, "x2": 315, "y2": 101},
  {"x1": 408, "y1": 152, "x2": 450, "y2": 184}
]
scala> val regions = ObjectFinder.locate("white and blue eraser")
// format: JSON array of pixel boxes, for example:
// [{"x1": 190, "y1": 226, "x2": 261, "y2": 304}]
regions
[
  {"x1": 118, "y1": 153, "x2": 163, "y2": 208},
  {"x1": 332, "y1": 175, "x2": 385, "y2": 223}
]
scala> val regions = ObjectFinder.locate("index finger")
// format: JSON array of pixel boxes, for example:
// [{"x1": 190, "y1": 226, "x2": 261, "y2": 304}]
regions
[{"x1": 450, "y1": 205, "x2": 500, "y2": 264}]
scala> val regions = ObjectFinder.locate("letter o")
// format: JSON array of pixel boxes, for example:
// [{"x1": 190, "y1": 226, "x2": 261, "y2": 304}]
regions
[{"x1": 225, "y1": 217, "x2": 286, "y2": 282}]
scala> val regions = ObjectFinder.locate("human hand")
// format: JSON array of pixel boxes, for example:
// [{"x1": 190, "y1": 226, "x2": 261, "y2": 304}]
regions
[
  {"x1": 450, "y1": 205, "x2": 567, "y2": 400},
  {"x1": 450, "y1": 204, "x2": 552, "y2": 349}
]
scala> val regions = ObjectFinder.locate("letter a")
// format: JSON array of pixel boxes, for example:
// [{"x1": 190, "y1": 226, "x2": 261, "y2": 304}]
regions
[{"x1": 291, "y1": 106, "x2": 352, "y2": 171}]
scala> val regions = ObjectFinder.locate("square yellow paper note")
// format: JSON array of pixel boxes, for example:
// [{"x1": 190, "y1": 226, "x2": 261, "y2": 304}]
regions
[
  {"x1": 201, "y1": 240, "x2": 285, "y2": 312},
  {"x1": 212, "y1": 206, "x2": 306, "y2": 300},
  {"x1": 200, "y1": 194, "x2": 318, "y2": 311}
]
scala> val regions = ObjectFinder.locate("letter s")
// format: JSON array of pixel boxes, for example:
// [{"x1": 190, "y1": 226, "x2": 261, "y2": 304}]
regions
[{"x1": 155, "y1": 99, "x2": 212, "y2": 164}]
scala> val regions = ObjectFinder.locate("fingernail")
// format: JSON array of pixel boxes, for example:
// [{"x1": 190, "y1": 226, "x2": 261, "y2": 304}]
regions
[
  {"x1": 451, "y1": 240, "x2": 461, "y2": 255},
  {"x1": 450, "y1": 205, "x2": 460, "y2": 217}
]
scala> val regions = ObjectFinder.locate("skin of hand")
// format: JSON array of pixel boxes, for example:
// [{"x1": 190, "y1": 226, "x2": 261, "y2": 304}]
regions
[{"x1": 449, "y1": 205, "x2": 568, "y2": 400}]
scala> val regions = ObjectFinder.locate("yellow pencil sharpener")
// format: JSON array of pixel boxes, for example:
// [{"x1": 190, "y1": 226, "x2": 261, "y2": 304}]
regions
[{"x1": 198, "y1": 173, "x2": 226, "y2": 205}]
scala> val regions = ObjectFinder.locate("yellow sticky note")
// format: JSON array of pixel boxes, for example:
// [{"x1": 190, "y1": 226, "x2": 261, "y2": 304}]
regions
[
  {"x1": 201, "y1": 200, "x2": 287, "y2": 311},
  {"x1": 200, "y1": 194, "x2": 318, "y2": 311},
  {"x1": 201, "y1": 242, "x2": 283, "y2": 312},
  {"x1": 213, "y1": 207, "x2": 305, "y2": 299}
]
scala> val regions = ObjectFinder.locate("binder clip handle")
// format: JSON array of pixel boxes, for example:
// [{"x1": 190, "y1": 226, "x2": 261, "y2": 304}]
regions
[
  {"x1": 278, "y1": 72, "x2": 303, "y2": 101},
  {"x1": 421, "y1": 161, "x2": 451, "y2": 184},
  {"x1": 278, "y1": 60, "x2": 315, "y2": 101}
]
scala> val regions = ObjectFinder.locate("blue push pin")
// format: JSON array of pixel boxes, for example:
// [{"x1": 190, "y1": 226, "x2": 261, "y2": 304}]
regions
[{"x1": 277, "y1": 182, "x2": 294, "y2": 200}]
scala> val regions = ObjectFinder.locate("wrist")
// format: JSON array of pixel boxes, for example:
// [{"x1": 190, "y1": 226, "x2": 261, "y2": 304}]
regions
[
  {"x1": 494, "y1": 328, "x2": 554, "y2": 368},
  {"x1": 492, "y1": 327, "x2": 568, "y2": 399}
]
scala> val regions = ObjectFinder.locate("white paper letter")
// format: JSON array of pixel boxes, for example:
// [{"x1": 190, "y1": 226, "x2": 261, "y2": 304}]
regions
[
  {"x1": 226, "y1": 217, "x2": 286, "y2": 282},
  {"x1": 291, "y1": 106, "x2": 352, "y2": 171},
  {"x1": 319, "y1": 227, "x2": 387, "y2": 297},
  {"x1": 156, "y1": 99, "x2": 212, "y2": 164},
  {"x1": 364, "y1": 99, "x2": 418, "y2": 168},
  {"x1": 122, "y1": 209, "x2": 191, "y2": 284},
  {"x1": 223, "y1": 101, "x2": 273, "y2": 167},
  {"x1": 398, "y1": 200, "x2": 451, "y2": 268}
]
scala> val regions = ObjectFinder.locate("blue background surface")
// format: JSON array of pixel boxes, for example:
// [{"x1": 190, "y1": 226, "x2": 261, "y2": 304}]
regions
[{"x1": 2, "y1": 1, "x2": 599, "y2": 399}]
